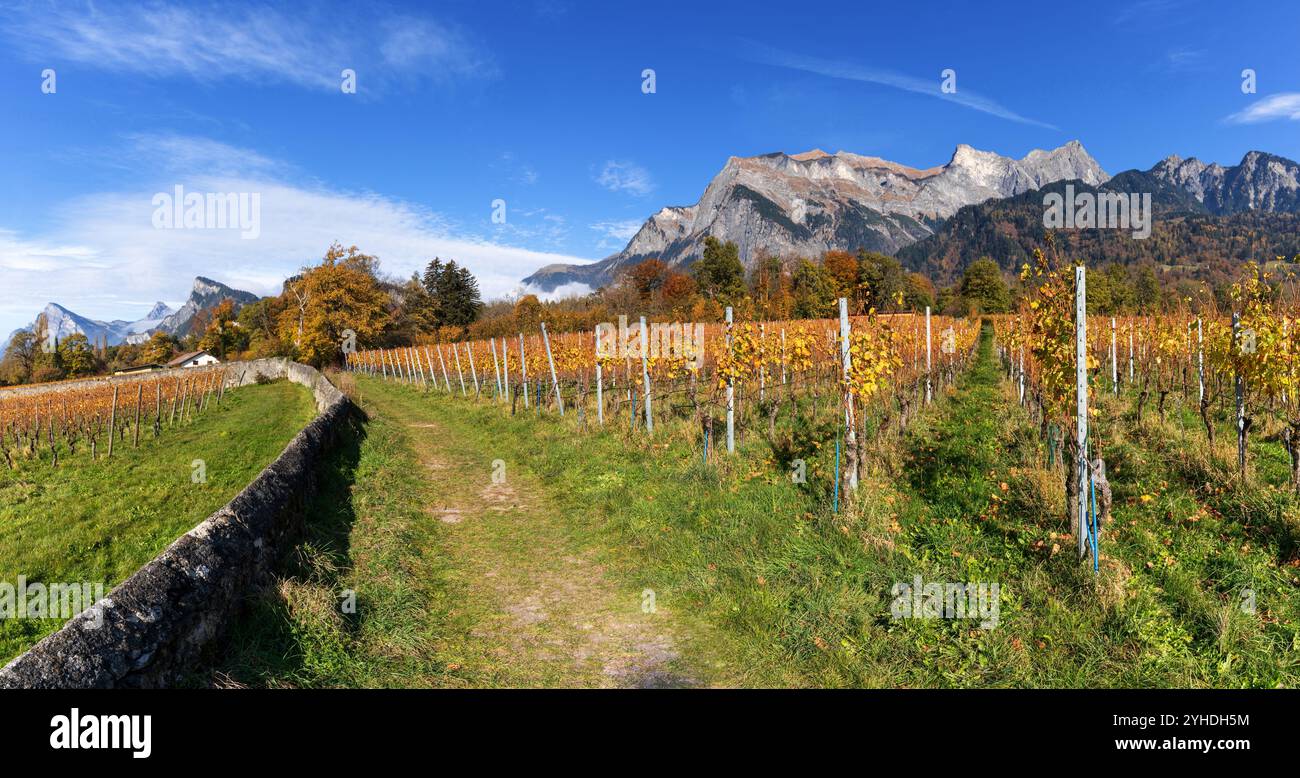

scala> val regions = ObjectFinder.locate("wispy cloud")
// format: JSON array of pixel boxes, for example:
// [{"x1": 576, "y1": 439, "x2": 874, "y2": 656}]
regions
[
  {"x1": 1225, "y1": 93, "x2": 1300, "y2": 124},
  {"x1": 594, "y1": 160, "x2": 654, "y2": 196},
  {"x1": 0, "y1": 1, "x2": 496, "y2": 92},
  {"x1": 1159, "y1": 47, "x2": 1208, "y2": 72},
  {"x1": 1114, "y1": 0, "x2": 1184, "y2": 25},
  {"x1": 590, "y1": 219, "x2": 643, "y2": 251},
  {"x1": 0, "y1": 135, "x2": 594, "y2": 336},
  {"x1": 737, "y1": 39, "x2": 1057, "y2": 130}
]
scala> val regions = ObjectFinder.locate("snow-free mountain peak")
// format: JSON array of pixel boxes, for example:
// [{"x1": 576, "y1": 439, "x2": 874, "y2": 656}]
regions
[{"x1": 522, "y1": 141, "x2": 1109, "y2": 292}]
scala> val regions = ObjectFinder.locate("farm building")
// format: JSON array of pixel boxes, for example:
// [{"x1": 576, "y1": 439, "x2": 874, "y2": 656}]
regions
[{"x1": 165, "y1": 350, "x2": 221, "y2": 369}]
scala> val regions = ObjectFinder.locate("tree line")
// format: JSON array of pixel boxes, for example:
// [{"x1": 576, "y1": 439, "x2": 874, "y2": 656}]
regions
[{"x1": 0, "y1": 234, "x2": 1230, "y2": 384}]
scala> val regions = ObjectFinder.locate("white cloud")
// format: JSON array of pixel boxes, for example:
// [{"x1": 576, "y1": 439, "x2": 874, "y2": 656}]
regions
[
  {"x1": 519, "y1": 281, "x2": 594, "y2": 301},
  {"x1": 1225, "y1": 93, "x2": 1300, "y2": 124},
  {"x1": 0, "y1": 1, "x2": 495, "y2": 92},
  {"x1": 595, "y1": 160, "x2": 655, "y2": 196},
  {"x1": 0, "y1": 137, "x2": 596, "y2": 337}
]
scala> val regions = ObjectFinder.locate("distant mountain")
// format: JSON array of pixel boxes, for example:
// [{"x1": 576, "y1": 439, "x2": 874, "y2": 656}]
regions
[
  {"x1": 1148, "y1": 151, "x2": 1300, "y2": 215},
  {"x1": 523, "y1": 141, "x2": 1109, "y2": 291},
  {"x1": 120, "y1": 302, "x2": 177, "y2": 345},
  {"x1": 1, "y1": 276, "x2": 257, "y2": 357},
  {"x1": 150, "y1": 276, "x2": 259, "y2": 340},
  {"x1": 896, "y1": 150, "x2": 1300, "y2": 284}
]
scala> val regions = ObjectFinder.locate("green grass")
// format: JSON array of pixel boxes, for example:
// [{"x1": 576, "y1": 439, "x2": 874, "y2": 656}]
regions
[{"x1": 0, "y1": 380, "x2": 318, "y2": 662}]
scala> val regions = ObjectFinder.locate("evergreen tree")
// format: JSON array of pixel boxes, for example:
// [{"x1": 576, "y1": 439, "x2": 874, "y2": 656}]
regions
[
  {"x1": 692, "y1": 237, "x2": 746, "y2": 308},
  {"x1": 959, "y1": 258, "x2": 1011, "y2": 314},
  {"x1": 422, "y1": 257, "x2": 484, "y2": 328}
]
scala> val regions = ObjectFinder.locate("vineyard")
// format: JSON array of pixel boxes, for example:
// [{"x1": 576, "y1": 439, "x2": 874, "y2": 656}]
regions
[
  {"x1": 0, "y1": 367, "x2": 229, "y2": 469},
  {"x1": 997, "y1": 250, "x2": 1300, "y2": 564},
  {"x1": 268, "y1": 266, "x2": 1298, "y2": 689},
  {"x1": 346, "y1": 307, "x2": 980, "y2": 496},
  {"x1": 0, "y1": 377, "x2": 318, "y2": 662}
]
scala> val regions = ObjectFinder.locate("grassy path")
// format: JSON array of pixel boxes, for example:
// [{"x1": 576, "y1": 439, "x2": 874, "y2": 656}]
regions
[{"x1": 215, "y1": 375, "x2": 714, "y2": 687}]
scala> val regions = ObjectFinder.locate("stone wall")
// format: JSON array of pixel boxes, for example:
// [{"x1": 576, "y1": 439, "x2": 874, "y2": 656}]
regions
[{"x1": 0, "y1": 359, "x2": 351, "y2": 688}]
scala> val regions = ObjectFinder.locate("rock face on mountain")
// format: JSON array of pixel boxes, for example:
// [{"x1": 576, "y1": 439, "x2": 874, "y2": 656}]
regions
[
  {"x1": 1149, "y1": 151, "x2": 1300, "y2": 215},
  {"x1": 153, "y1": 276, "x2": 259, "y2": 339},
  {"x1": 523, "y1": 141, "x2": 1109, "y2": 291}
]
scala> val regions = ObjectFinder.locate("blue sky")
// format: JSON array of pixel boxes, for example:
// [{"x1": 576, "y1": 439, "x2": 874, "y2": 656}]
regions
[{"x1": 1, "y1": 0, "x2": 1298, "y2": 336}]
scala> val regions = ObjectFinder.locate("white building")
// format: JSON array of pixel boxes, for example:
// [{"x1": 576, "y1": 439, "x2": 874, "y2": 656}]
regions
[{"x1": 166, "y1": 350, "x2": 221, "y2": 369}]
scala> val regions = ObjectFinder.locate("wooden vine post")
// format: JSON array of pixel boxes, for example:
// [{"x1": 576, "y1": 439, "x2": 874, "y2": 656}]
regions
[
  {"x1": 594, "y1": 325, "x2": 604, "y2": 426},
  {"x1": 1111, "y1": 317, "x2": 1118, "y2": 395},
  {"x1": 490, "y1": 338, "x2": 503, "y2": 400},
  {"x1": 541, "y1": 322, "x2": 564, "y2": 416},
  {"x1": 1196, "y1": 317, "x2": 1204, "y2": 404},
  {"x1": 725, "y1": 306, "x2": 735, "y2": 453},
  {"x1": 1233, "y1": 312, "x2": 1246, "y2": 475},
  {"x1": 839, "y1": 297, "x2": 858, "y2": 495},
  {"x1": 519, "y1": 333, "x2": 530, "y2": 409},
  {"x1": 501, "y1": 338, "x2": 511, "y2": 404},
  {"x1": 133, "y1": 383, "x2": 142, "y2": 448},
  {"x1": 453, "y1": 344, "x2": 467, "y2": 396},
  {"x1": 1074, "y1": 266, "x2": 1094, "y2": 567},
  {"x1": 925, "y1": 306, "x2": 932, "y2": 404},
  {"x1": 107, "y1": 385, "x2": 118, "y2": 458},
  {"x1": 640, "y1": 316, "x2": 652, "y2": 433}
]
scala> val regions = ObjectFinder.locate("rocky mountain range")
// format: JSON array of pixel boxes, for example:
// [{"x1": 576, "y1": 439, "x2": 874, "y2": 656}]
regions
[
  {"x1": 524, "y1": 143, "x2": 1300, "y2": 293},
  {"x1": 523, "y1": 140, "x2": 1109, "y2": 291},
  {"x1": 1148, "y1": 151, "x2": 1300, "y2": 215},
  {"x1": 898, "y1": 150, "x2": 1300, "y2": 284},
  {"x1": 1, "y1": 276, "x2": 259, "y2": 357}
]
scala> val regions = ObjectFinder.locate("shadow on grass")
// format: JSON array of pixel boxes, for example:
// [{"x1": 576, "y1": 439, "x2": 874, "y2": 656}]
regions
[{"x1": 190, "y1": 405, "x2": 369, "y2": 687}]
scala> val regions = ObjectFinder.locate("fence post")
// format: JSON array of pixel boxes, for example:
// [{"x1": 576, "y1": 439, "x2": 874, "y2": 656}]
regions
[
  {"x1": 519, "y1": 333, "x2": 529, "y2": 408},
  {"x1": 453, "y1": 344, "x2": 466, "y2": 396},
  {"x1": 467, "y1": 343, "x2": 480, "y2": 397},
  {"x1": 490, "y1": 338, "x2": 503, "y2": 400},
  {"x1": 541, "y1": 322, "x2": 564, "y2": 415},
  {"x1": 435, "y1": 345, "x2": 450, "y2": 392},
  {"x1": 1196, "y1": 318, "x2": 1204, "y2": 405},
  {"x1": 1111, "y1": 317, "x2": 1118, "y2": 395},
  {"x1": 640, "y1": 316, "x2": 652, "y2": 433},
  {"x1": 595, "y1": 325, "x2": 604, "y2": 426},
  {"x1": 107, "y1": 385, "x2": 118, "y2": 458},
  {"x1": 501, "y1": 337, "x2": 511, "y2": 405},
  {"x1": 925, "y1": 306, "x2": 932, "y2": 404},
  {"x1": 725, "y1": 306, "x2": 735, "y2": 453},
  {"x1": 839, "y1": 297, "x2": 857, "y2": 493},
  {"x1": 1233, "y1": 312, "x2": 1246, "y2": 475},
  {"x1": 1075, "y1": 266, "x2": 1090, "y2": 562}
]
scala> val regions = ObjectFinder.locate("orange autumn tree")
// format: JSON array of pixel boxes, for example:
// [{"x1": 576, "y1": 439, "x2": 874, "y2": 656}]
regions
[{"x1": 279, "y1": 242, "x2": 391, "y2": 366}]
